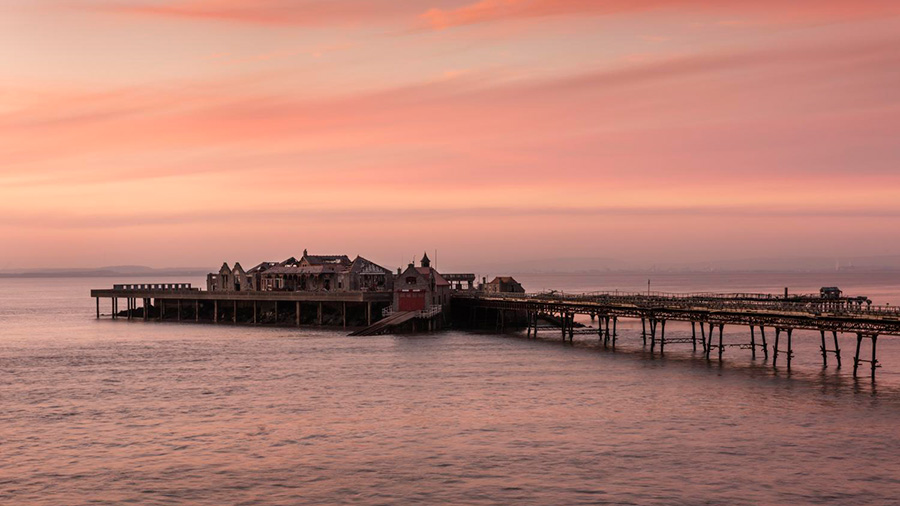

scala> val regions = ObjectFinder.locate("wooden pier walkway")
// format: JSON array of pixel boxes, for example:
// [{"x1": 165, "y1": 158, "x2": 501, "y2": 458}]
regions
[{"x1": 454, "y1": 291, "x2": 900, "y2": 379}]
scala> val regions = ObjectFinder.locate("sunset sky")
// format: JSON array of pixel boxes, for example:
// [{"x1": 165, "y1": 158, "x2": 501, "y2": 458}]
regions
[{"x1": 2, "y1": 1, "x2": 899, "y2": 271}]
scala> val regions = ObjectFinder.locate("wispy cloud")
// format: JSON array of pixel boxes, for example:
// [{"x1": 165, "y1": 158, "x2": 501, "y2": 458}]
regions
[
  {"x1": 420, "y1": 0, "x2": 900, "y2": 30},
  {"x1": 80, "y1": 0, "x2": 414, "y2": 26}
]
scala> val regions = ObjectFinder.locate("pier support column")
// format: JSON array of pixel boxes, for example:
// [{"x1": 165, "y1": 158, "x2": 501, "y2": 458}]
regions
[
  {"x1": 253, "y1": 301, "x2": 257, "y2": 324},
  {"x1": 96, "y1": 297, "x2": 100, "y2": 319},
  {"x1": 760, "y1": 326, "x2": 768, "y2": 359},
  {"x1": 144, "y1": 298, "x2": 149, "y2": 321},
  {"x1": 853, "y1": 333, "x2": 863, "y2": 377},
  {"x1": 750, "y1": 326, "x2": 756, "y2": 359},
  {"x1": 569, "y1": 313, "x2": 574, "y2": 341},
  {"x1": 705, "y1": 323, "x2": 715, "y2": 360},
  {"x1": 871, "y1": 335, "x2": 878, "y2": 380},
  {"x1": 718, "y1": 324, "x2": 725, "y2": 361},
  {"x1": 317, "y1": 302, "x2": 323, "y2": 326},
  {"x1": 820, "y1": 330, "x2": 828, "y2": 366},
  {"x1": 112, "y1": 298, "x2": 117, "y2": 319},
  {"x1": 342, "y1": 302, "x2": 347, "y2": 329},
  {"x1": 604, "y1": 316, "x2": 611, "y2": 346},
  {"x1": 532, "y1": 312, "x2": 539, "y2": 338},
  {"x1": 160, "y1": 299, "x2": 165, "y2": 321},
  {"x1": 833, "y1": 331, "x2": 842, "y2": 368},
  {"x1": 611, "y1": 317, "x2": 617, "y2": 348},
  {"x1": 641, "y1": 318, "x2": 647, "y2": 345},
  {"x1": 786, "y1": 328, "x2": 793, "y2": 369},
  {"x1": 214, "y1": 300, "x2": 218, "y2": 323},
  {"x1": 659, "y1": 320, "x2": 667, "y2": 353},
  {"x1": 177, "y1": 300, "x2": 182, "y2": 322},
  {"x1": 194, "y1": 300, "x2": 199, "y2": 322},
  {"x1": 527, "y1": 311, "x2": 532, "y2": 338},
  {"x1": 691, "y1": 322, "x2": 697, "y2": 351},
  {"x1": 773, "y1": 328, "x2": 781, "y2": 366},
  {"x1": 700, "y1": 323, "x2": 707, "y2": 353},
  {"x1": 852, "y1": 333, "x2": 879, "y2": 379},
  {"x1": 366, "y1": 302, "x2": 372, "y2": 327},
  {"x1": 232, "y1": 301, "x2": 237, "y2": 324},
  {"x1": 649, "y1": 319, "x2": 657, "y2": 352},
  {"x1": 297, "y1": 301, "x2": 301, "y2": 327}
]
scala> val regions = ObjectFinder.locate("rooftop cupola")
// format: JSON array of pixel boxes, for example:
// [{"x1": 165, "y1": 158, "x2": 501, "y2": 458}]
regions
[{"x1": 421, "y1": 252, "x2": 431, "y2": 268}]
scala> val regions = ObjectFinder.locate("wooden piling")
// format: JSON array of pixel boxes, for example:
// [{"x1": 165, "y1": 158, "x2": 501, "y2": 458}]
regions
[
  {"x1": 718, "y1": 324, "x2": 724, "y2": 361},
  {"x1": 773, "y1": 328, "x2": 781, "y2": 367},
  {"x1": 659, "y1": 319, "x2": 666, "y2": 353},
  {"x1": 760, "y1": 326, "x2": 768, "y2": 359},
  {"x1": 853, "y1": 333, "x2": 863, "y2": 377},
  {"x1": 832, "y1": 331, "x2": 841, "y2": 368},
  {"x1": 786, "y1": 328, "x2": 793, "y2": 369},
  {"x1": 611, "y1": 317, "x2": 618, "y2": 347},
  {"x1": 750, "y1": 326, "x2": 756, "y2": 359}
]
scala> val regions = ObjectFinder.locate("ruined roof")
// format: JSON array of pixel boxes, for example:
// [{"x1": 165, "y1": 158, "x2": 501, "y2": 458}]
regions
[
  {"x1": 302, "y1": 253, "x2": 352, "y2": 266},
  {"x1": 264, "y1": 264, "x2": 345, "y2": 275},
  {"x1": 246, "y1": 261, "x2": 277, "y2": 273}
]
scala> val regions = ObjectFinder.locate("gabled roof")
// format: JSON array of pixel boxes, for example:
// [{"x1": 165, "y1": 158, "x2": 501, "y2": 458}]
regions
[
  {"x1": 416, "y1": 267, "x2": 450, "y2": 286},
  {"x1": 349, "y1": 255, "x2": 391, "y2": 274},
  {"x1": 489, "y1": 276, "x2": 520, "y2": 284}
]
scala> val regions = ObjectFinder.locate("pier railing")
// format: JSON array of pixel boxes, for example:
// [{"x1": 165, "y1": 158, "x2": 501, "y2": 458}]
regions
[
  {"x1": 458, "y1": 291, "x2": 900, "y2": 318},
  {"x1": 113, "y1": 283, "x2": 197, "y2": 292}
]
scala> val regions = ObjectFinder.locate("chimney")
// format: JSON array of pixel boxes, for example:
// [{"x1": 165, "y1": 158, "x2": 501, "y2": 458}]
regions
[{"x1": 397, "y1": 267, "x2": 402, "y2": 275}]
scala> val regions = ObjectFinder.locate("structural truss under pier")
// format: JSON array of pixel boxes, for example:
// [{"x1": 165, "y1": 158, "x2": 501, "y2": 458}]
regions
[
  {"x1": 91, "y1": 287, "x2": 392, "y2": 328},
  {"x1": 454, "y1": 291, "x2": 900, "y2": 380}
]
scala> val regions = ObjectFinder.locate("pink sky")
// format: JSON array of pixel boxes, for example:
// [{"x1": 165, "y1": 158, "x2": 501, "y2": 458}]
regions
[{"x1": 1, "y1": 1, "x2": 899, "y2": 271}]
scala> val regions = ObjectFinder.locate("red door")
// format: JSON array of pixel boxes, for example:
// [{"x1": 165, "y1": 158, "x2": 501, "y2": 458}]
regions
[{"x1": 398, "y1": 291, "x2": 426, "y2": 311}]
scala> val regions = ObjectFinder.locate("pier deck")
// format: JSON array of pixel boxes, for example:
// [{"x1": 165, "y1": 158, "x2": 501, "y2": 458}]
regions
[{"x1": 455, "y1": 291, "x2": 900, "y2": 379}]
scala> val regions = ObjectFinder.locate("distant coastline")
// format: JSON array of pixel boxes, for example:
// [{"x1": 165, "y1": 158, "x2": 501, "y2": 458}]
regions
[{"x1": 0, "y1": 267, "x2": 208, "y2": 279}]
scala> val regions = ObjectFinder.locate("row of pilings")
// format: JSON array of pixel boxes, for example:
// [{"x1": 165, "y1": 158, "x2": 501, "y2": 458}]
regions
[{"x1": 454, "y1": 304, "x2": 881, "y2": 380}]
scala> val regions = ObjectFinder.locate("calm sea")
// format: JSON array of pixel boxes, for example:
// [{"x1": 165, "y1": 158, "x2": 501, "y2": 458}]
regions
[{"x1": 2, "y1": 272, "x2": 900, "y2": 505}]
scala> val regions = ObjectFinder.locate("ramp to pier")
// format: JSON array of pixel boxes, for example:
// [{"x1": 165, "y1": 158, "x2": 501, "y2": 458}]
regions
[{"x1": 350, "y1": 311, "x2": 418, "y2": 336}]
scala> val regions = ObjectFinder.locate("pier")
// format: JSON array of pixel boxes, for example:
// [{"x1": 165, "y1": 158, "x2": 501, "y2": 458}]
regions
[
  {"x1": 453, "y1": 290, "x2": 900, "y2": 380},
  {"x1": 92, "y1": 279, "x2": 900, "y2": 380}
]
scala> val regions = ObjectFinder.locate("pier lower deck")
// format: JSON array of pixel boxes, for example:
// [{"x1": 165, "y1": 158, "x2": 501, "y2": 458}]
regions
[{"x1": 91, "y1": 288, "x2": 392, "y2": 328}]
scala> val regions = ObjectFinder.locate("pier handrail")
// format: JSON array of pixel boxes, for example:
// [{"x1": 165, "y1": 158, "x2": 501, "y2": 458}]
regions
[
  {"x1": 456, "y1": 291, "x2": 900, "y2": 318},
  {"x1": 112, "y1": 283, "x2": 197, "y2": 292}
]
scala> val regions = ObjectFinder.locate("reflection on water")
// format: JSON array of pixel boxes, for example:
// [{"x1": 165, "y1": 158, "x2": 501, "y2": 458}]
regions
[{"x1": 1, "y1": 274, "x2": 899, "y2": 505}]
